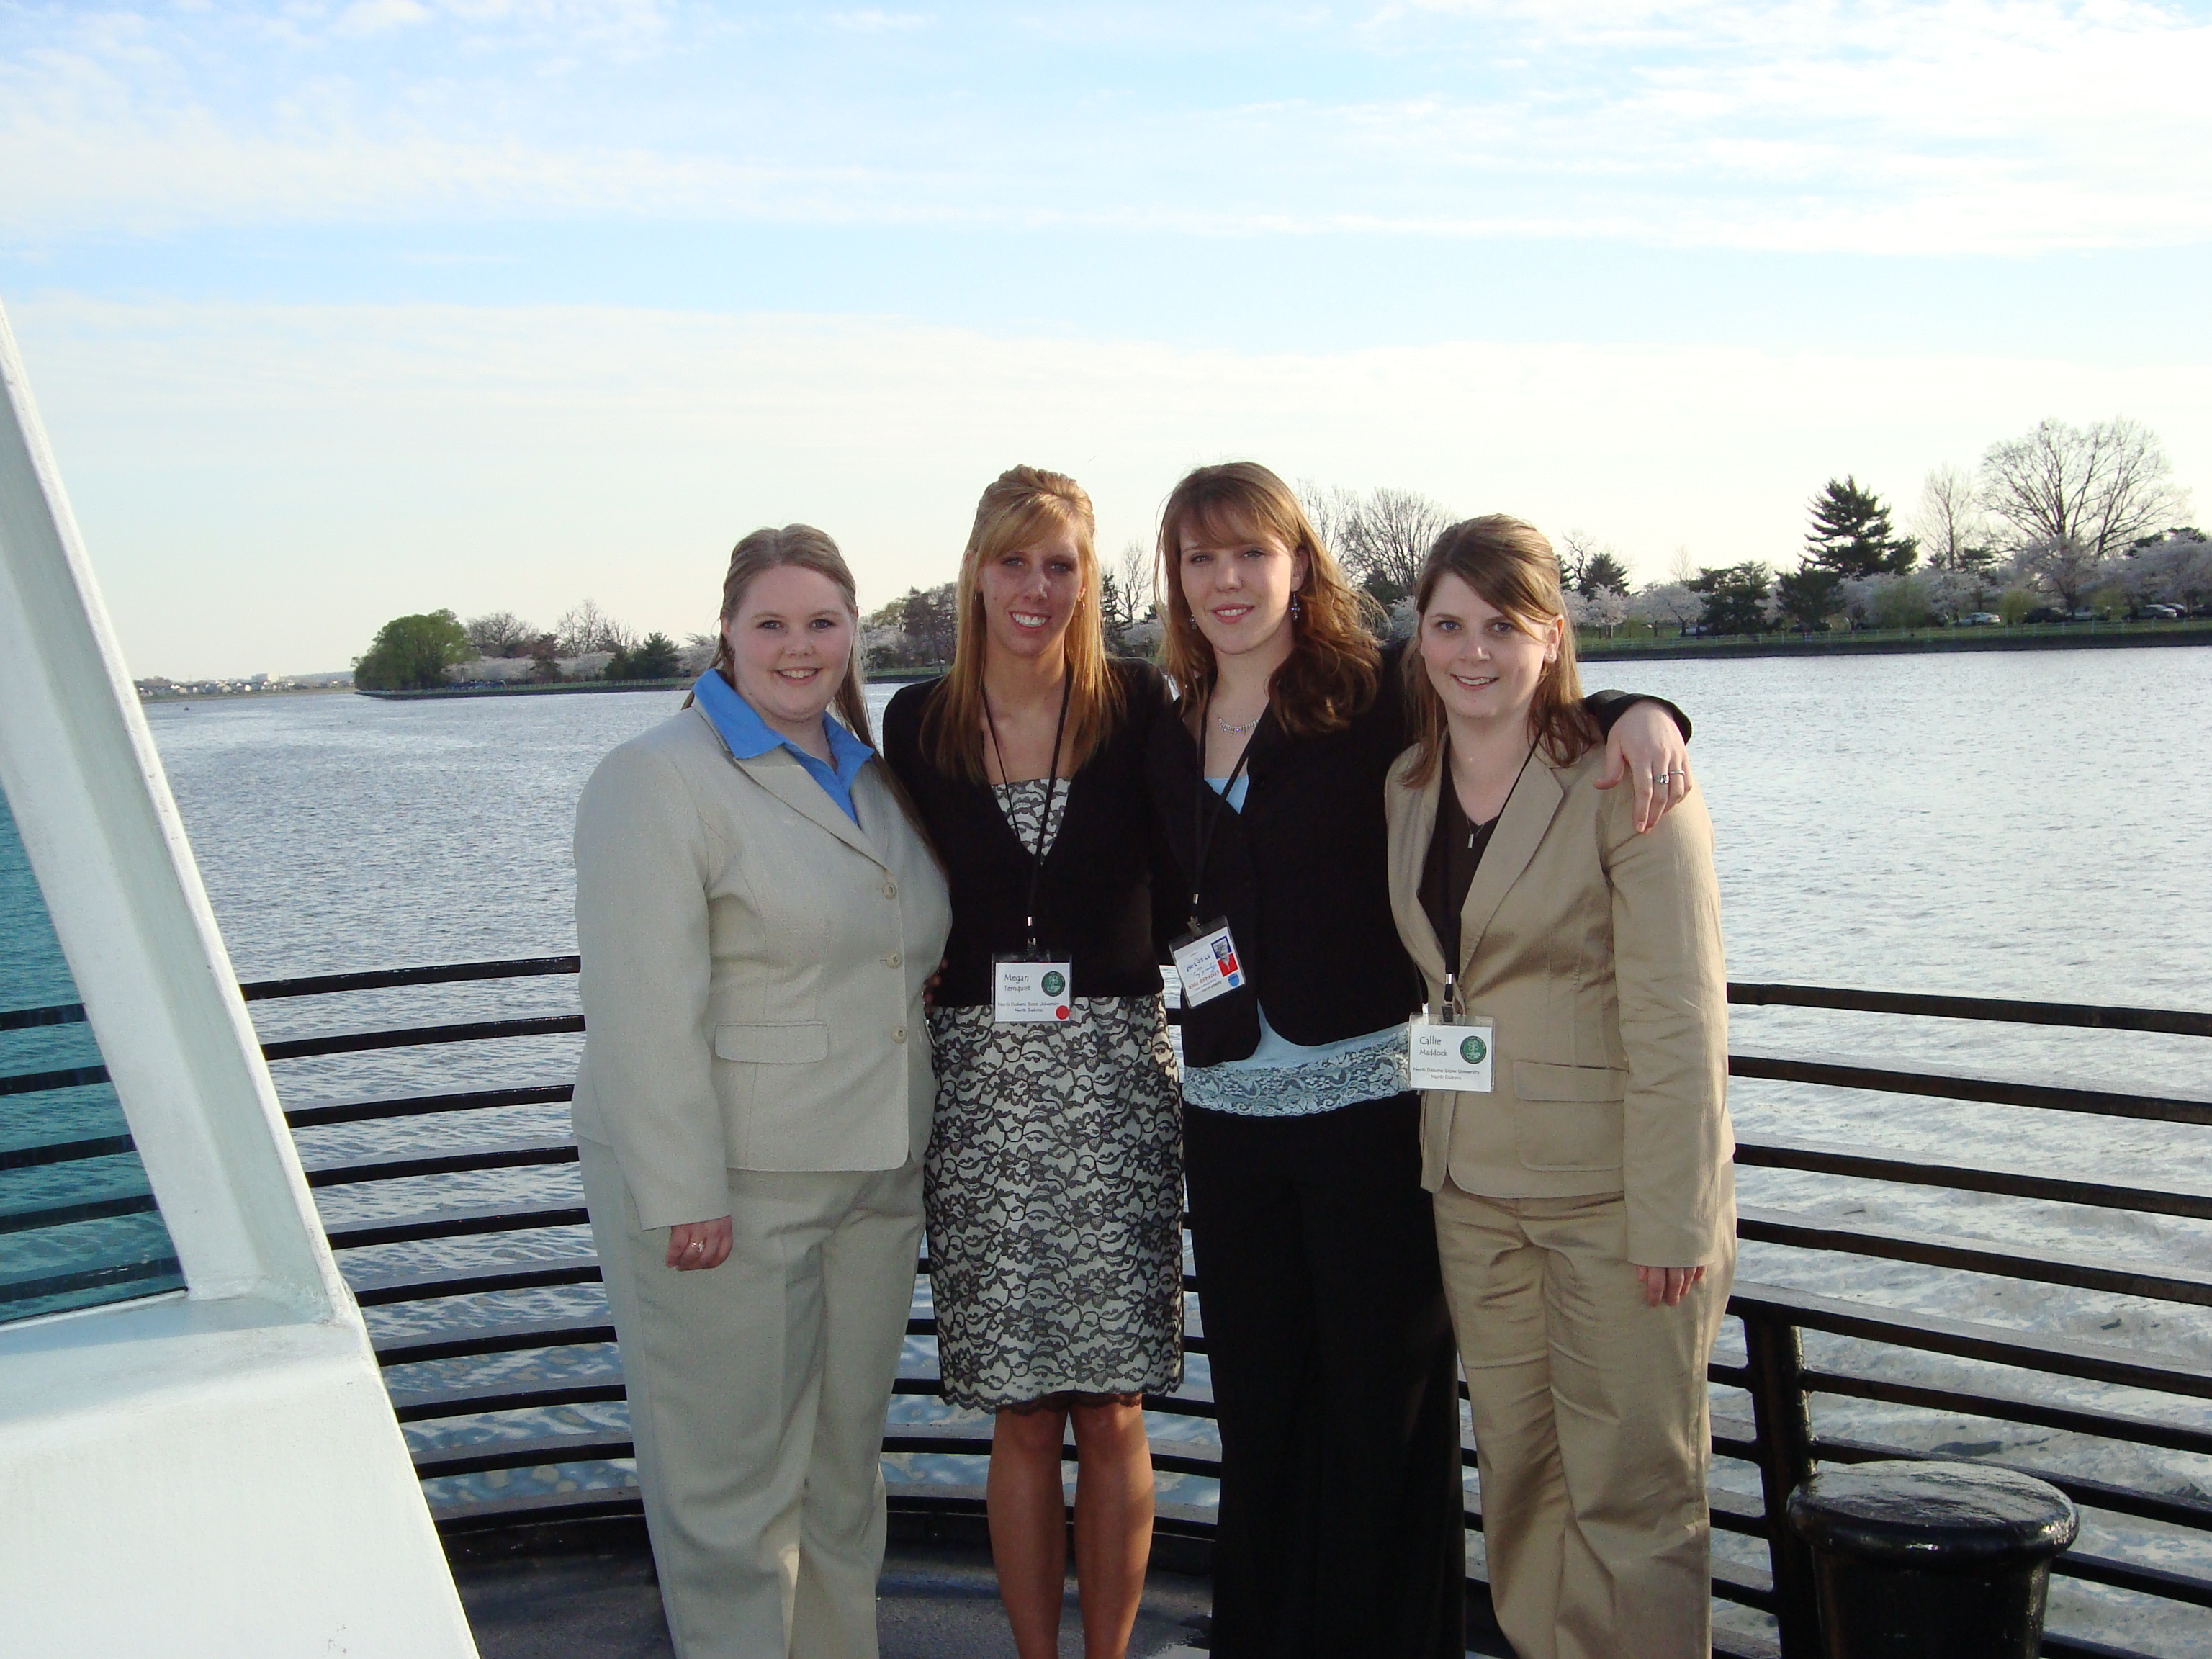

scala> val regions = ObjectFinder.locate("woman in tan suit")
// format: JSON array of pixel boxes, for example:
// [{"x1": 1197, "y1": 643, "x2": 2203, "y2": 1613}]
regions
[
  {"x1": 1382, "y1": 516, "x2": 1735, "y2": 1659},
  {"x1": 571, "y1": 525, "x2": 951, "y2": 1659}
]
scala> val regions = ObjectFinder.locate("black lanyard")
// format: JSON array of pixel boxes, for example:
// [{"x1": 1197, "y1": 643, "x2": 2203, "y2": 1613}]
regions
[
  {"x1": 984, "y1": 676, "x2": 1071, "y2": 954},
  {"x1": 1434, "y1": 737, "x2": 1538, "y2": 1015},
  {"x1": 1187, "y1": 690, "x2": 1260, "y2": 932}
]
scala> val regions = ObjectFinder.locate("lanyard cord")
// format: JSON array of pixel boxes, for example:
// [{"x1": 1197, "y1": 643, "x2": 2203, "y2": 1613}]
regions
[
  {"x1": 983, "y1": 675, "x2": 1071, "y2": 954},
  {"x1": 1439, "y1": 736, "x2": 1540, "y2": 1016},
  {"x1": 1188, "y1": 687, "x2": 1261, "y2": 932}
]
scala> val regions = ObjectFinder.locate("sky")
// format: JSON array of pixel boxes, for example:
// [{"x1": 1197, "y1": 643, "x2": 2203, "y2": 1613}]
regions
[{"x1": 4, "y1": 1, "x2": 2208, "y2": 678}]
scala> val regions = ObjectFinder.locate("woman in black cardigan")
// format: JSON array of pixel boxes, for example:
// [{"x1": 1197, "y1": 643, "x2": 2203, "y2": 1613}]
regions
[
  {"x1": 1146, "y1": 462, "x2": 1691, "y2": 1659},
  {"x1": 883, "y1": 467, "x2": 1186, "y2": 1659}
]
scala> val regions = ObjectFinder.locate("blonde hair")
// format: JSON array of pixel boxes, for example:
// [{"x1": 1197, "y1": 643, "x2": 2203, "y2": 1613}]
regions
[
  {"x1": 1401, "y1": 515, "x2": 1599, "y2": 788},
  {"x1": 921, "y1": 465, "x2": 1125, "y2": 782},
  {"x1": 1157, "y1": 462, "x2": 1382, "y2": 735},
  {"x1": 690, "y1": 523, "x2": 875, "y2": 747}
]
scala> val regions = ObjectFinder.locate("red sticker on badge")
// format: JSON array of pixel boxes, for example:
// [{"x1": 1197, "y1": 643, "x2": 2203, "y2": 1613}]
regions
[{"x1": 1056, "y1": 1005, "x2": 1071, "y2": 1020}]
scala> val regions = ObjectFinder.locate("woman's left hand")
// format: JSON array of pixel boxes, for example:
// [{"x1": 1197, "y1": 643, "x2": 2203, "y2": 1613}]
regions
[
  {"x1": 1594, "y1": 702, "x2": 1692, "y2": 833},
  {"x1": 1634, "y1": 1264, "x2": 1707, "y2": 1308}
]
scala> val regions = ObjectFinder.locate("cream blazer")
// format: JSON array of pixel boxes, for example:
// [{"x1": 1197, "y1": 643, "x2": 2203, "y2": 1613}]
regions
[
  {"x1": 571, "y1": 706, "x2": 952, "y2": 1230},
  {"x1": 1384, "y1": 742, "x2": 1733, "y2": 1267}
]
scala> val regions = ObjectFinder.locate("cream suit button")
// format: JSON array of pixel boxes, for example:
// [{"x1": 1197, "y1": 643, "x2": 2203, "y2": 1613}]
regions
[
  {"x1": 885, "y1": 951, "x2": 902, "y2": 968},
  {"x1": 882, "y1": 879, "x2": 899, "y2": 899},
  {"x1": 892, "y1": 1026, "x2": 907, "y2": 1043}
]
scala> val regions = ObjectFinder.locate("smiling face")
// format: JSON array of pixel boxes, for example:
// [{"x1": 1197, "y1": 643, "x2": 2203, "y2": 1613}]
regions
[
  {"x1": 1177, "y1": 516, "x2": 1310, "y2": 670},
  {"x1": 1417, "y1": 572, "x2": 1561, "y2": 734},
  {"x1": 721, "y1": 563, "x2": 856, "y2": 743},
  {"x1": 976, "y1": 519, "x2": 1085, "y2": 666}
]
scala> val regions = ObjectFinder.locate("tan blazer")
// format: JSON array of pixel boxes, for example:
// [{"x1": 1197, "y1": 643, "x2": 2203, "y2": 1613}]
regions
[
  {"x1": 572, "y1": 705, "x2": 952, "y2": 1230},
  {"x1": 1384, "y1": 742, "x2": 1732, "y2": 1267}
]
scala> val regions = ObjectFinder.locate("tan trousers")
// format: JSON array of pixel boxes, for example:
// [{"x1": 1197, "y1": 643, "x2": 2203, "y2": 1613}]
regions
[
  {"x1": 1434, "y1": 1184, "x2": 1735, "y2": 1659},
  {"x1": 581, "y1": 1137, "x2": 923, "y2": 1659}
]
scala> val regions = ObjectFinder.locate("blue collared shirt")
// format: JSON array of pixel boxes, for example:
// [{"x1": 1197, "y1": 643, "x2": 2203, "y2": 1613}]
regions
[{"x1": 691, "y1": 670, "x2": 873, "y2": 826}]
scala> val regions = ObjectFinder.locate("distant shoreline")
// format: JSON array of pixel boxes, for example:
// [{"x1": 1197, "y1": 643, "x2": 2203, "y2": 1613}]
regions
[{"x1": 1578, "y1": 619, "x2": 2212, "y2": 662}]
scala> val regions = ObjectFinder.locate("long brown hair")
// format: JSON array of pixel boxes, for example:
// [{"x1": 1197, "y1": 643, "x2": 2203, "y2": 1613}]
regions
[
  {"x1": 1157, "y1": 462, "x2": 1382, "y2": 734},
  {"x1": 1401, "y1": 514, "x2": 1599, "y2": 788},
  {"x1": 688, "y1": 523, "x2": 876, "y2": 747},
  {"x1": 921, "y1": 464, "x2": 1125, "y2": 783}
]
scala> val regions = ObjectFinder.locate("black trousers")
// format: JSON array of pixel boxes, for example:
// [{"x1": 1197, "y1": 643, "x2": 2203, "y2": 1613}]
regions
[{"x1": 1184, "y1": 1092, "x2": 1467, "y2": 1659}]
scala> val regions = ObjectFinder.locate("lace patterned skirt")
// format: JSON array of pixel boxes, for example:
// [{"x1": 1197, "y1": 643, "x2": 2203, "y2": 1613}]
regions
[{"x1": 924, "y1": 993, "x2": 1185, "y2": 1411}]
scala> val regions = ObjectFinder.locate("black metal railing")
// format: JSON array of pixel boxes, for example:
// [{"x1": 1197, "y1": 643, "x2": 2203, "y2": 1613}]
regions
[{"x1": 5, "y1": 958, "x2": 2211, "y2": 1658}]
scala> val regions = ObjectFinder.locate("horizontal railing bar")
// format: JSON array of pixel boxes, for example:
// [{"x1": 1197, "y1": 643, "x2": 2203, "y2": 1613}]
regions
[
  {"x1": 1735, "y1": 1136, "x2": 2212, "y2": 1220},
  {"x1": 0, "y1": 1001, "x2": 86, "y2": 1033},
  {"x1": 284, "y1": 1082, "x2": 573, "y2": 1130},
  {"x1": 393, "y1": 1380, "x2": 628, "y2": 1424},
  {"x1": 0, "y1": 1132, "x2": 136, "y2": 1172},
  {"x1": 0, "y1": 1255, "x2": 182, "y2": 1306},
  {"x1": 349, "y1": 1256, "x2": 601, "y2": 1308},
  {"x1": 1738, "y1": 1205, "x2": 2212, "y2": 1309},
  {"x1": 2052, "y1": 1547, "x2": 2212, "y2": 1610},
  {"x1": 0, "y1": 1191, "x2": 157, "y2": 1236},
  {"x1": 1728, "y1": 1281, "x2": 2212, "y2": 1401},
  {"x1": 239, "y1": 955, "x2": 581, "y2": 1002},
  {"x1": 325, "y1": 1202, "x2": 590, "y2": 1251},
  {"x1": 413, "y1": 1432, "x2": 633, "y2": 1480},
  {"x1": 305, "y1": 1138, "x2": 579, "y2": 1190},
  {"x1": 1727, "y1": 982, "x2": 2212, "y2": 1037},
  {"x1": 1707, "y1": 1571, "x2": 1779, "y2": 1615},
  {"x1": 263, "y1": 1014, "x2": 583, "y2": 1063},
  {"x1": 2041, "y1": 1634, "x2": 2164, "y2": 1659},
  {"x1": 1732, "y1": 1053, "x2": 2212, "y2": 1126},
  {"x1": 1817, "y1": 1434, "x2": 2212, "y2": 1536},
  {"x1": 374, "y1": 1313, "x2": 616, "y2": 1369},
  {"x1": 0, "y1": 1062, "x2": 109, "y2": 1097},
  {"x1": 1801, "y1": 1368, "x2": 2212, "y2": 1460}
]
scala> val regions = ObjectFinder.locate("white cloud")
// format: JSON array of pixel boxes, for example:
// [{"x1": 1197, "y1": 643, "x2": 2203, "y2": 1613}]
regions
[
  {"x1": 14, "y1": 295, "x2": 2208, "y2": 675},
  {"x1": 333, "y1": 1, "x2": 434, "y2": 37}
]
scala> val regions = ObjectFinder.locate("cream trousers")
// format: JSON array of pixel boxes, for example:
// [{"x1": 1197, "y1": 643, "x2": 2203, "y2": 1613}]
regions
[
  {"x1": 1435, "y1": 1182, "x2": 1735, "y2": 1659},
  {"x1": 581, "y1": 1137, "x2": 922, "y2": 1659}
]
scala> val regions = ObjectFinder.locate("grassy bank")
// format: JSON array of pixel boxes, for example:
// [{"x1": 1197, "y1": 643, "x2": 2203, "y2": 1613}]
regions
[{"x1": 1577, "y1": 619, "x2": 2212, "y2": 662}]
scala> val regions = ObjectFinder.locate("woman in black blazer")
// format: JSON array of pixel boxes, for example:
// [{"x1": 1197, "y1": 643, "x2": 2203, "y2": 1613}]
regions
[
  {"x1": 884, "y1": 467, "x2": 1187, "y2": 1659},
  {"x1": 1145, "y1": 462, "x2": 1691, "y2": 1659}
]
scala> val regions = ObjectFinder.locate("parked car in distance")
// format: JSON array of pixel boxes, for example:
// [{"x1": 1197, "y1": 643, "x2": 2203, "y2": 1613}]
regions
[
  {"x1": 1960, "y1": 612, "x2": 2002, "y2": 626},
  {"x1": 2023, "y1": 606, "x2": 2068, "y2": 624},
  {"x1": 2139, "y1": 603, "x2": 2183, "y2": 620},
  {"x1": 2067, "y1": 608, "x2": 2102, "y2": 623}
]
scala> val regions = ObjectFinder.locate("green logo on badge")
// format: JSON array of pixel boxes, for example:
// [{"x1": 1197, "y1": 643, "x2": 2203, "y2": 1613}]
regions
[
  {"x1": 1459, "y1": 1034, "x2": 1488, "y2": 1066},
  {"x1": 1042, "y1": 971, "x2": 1066, "y2": 997}
]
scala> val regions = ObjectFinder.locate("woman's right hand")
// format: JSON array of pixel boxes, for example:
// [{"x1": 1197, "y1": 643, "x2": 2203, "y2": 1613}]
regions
[{"x1": 667, "y1": 1215, "x2": 734, "y2": 1271}]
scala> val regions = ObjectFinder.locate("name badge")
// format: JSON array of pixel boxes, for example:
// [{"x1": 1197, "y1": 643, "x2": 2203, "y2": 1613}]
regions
[
  {"x1": 993, "y1": 955, "x2": 1074, "y2": 1024},
  {"x1": 1408, "y1": 1012, "x2": 1494, "y2": 1093},
  {"x1": 1169, "y1": 919, "x2": 1246, "y2": 1008}
]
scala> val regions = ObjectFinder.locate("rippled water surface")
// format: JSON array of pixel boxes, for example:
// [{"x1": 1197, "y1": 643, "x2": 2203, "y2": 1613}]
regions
[{"x1": 130, "y1": 649, "x2": 2212, "y2": 1654}]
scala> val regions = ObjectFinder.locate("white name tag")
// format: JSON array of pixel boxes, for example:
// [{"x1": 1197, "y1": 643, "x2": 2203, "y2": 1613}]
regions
[
  {"x1": 1408, "y1": 1012, "x2": 1494, "y2": 1092},
  {"x1": 1168, "y1": 920, "x2": 1246, "y2": 1008},
  {"x1": 993, "y1": 956, "x2": 1074, "y2": 1024}
]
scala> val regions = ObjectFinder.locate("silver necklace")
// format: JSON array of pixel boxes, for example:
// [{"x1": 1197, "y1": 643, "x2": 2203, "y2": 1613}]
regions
[{"x1": 1213, "y1": 707, "x2": 1265, "y2": 735}]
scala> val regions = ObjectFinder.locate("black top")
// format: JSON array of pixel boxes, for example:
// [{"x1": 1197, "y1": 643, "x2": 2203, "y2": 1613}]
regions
[
  {"x1": 1420, "y1": 781, "x2": 1500, "y2": 982},
  {"x1": 884, "y1": 660, "x2": 1186, "y2": 1007},
  {"x1": 1147, "y1": 642, "x2": 1687, "y2": 1068}
]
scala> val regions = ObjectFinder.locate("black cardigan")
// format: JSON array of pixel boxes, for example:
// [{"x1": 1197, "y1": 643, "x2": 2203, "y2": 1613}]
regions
[
  {"x1": 884, "y1": 660, "x2": 1185, "y2": 1008},
  {"x1": 1146, "y1": 644, "x2": 1687, "y2": 1069}
]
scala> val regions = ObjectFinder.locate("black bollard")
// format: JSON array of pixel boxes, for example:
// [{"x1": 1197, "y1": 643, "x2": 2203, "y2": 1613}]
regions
[{"x1": 1786, "y1": 1461, "x2": 2078, "y2": 1659}]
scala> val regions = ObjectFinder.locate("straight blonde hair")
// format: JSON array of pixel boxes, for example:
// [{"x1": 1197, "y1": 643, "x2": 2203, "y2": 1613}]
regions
[
  {"x1": 1157, "y1": 462, "x2": 1382, "y2": 735},
  {"x1": 1401, "y1": 515, "x2": 1599, "y2": 788},
  {"x1": 689, "y1": 523, "x2": 876, "y2": 747},
  {"x1": 921, "y1": 465, "x2": 1125, "y2": 783}
]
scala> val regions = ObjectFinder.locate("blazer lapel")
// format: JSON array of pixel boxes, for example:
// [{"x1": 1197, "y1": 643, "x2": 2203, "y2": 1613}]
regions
[
  {"x1": 1388, "y1": 765, "x2": 1450, "y2": 988},
  {"x1": 732, "y1": 747, "x2": 887, "y2": 869},
  {"x1": 1453, "y1": 759, "x2": 1565, "y2": 978}
]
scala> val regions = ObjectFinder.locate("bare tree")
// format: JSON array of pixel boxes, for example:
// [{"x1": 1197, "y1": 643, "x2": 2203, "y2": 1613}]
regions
[
  {"x1": 1115, "y1": 539, "x2": 1155, "y2": 621},
  {"x1": 1342, "y1": 487, "x2": 1452, "y2": 602},
  {"x1": 1296, "y1": 480, "x2": 1364, "y2": 567},
  {"x1": 555, "y1": 599, "x2": 634, "y2": 656},
  {"x1": 1979, "y1": 416, "x2": 2189, "y2": 559},
  {"x1": 464, "y1": 611, "x2": 538, "y2": 657},
  {"x1": 1913, "y1": 464, "x2": 1992, "y2": 570},
  {"x1": 1559, "y1": 529, "x2": 1631, "y2": 597}
]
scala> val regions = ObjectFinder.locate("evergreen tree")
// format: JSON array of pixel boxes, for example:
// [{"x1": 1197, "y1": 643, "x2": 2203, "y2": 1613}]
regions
[
  {"x1": 354, "y1": 609, "x2": 472, "y2": 691},
  {"x1": 608, "y1": 631, "x2": 683, "y2": 680},
  {"x1": 1773, "y1": 565, "x2": 1843, "y2": 632},
  {"x1": 1807, "y1": 476, "x2": 1918, "y2": 578},
  {"x1": 1689, "y1": 563, "x2": 1772, "y2": 636}
]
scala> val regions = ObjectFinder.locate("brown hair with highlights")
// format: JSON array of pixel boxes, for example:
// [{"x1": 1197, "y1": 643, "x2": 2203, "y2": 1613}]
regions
[
  {"x1": 1401, "y1": 514, "x2": 1599, "y2": 788},
  {"x1": 1156, "y1": 461, "x2": 1382, "y2": 734},
  {"x1": 688, "y1": 523, "x2": 875, "y2": 747}
]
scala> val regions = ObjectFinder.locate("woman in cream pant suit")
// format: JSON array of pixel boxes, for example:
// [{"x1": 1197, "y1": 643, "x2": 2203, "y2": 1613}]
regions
[
  {"x1": 572, "y1": 526, "x2": 950, "y2": 1659},
  {"x1": 1383, "y1": 516, "x2": 1734, "y2": 1659}
]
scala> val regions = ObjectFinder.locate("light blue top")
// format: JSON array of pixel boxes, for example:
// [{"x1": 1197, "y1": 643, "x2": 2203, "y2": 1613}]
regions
[
  {"x1": 691, "y1": 670, "x2": 873, "y2": 826},
  {"x1": 1183, "y1": 774, "x2": 1410, "y2": 1117}
]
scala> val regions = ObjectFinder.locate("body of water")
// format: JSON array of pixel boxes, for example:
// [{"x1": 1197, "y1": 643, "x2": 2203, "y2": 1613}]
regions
[{"x1": 34, "y1": 647, "x2": 2212, "y2": 1652}]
